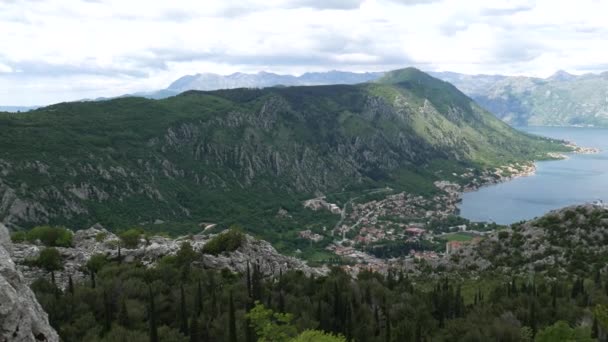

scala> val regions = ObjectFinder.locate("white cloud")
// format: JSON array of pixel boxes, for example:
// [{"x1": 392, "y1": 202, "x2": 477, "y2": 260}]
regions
[{"x1": 0, "y1": 0, "x2": 607, "y2": 105}]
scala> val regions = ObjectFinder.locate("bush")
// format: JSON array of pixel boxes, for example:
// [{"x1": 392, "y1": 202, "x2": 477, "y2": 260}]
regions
[
  {"x1": 24, "y1": 226, "x2": 73, "y2": 247},
  {"x1": 202, "y1": 229, "x2": 245, "y2": 255},
  {"x1": 36, "y1": 247, "x2": 63, "y2": 271},
  {"x1": 119, "y1": 228, "x2": 143, "y2": 248},
  {"x1": 10, "y1": 231, "x2": 27, "y2": 243}
]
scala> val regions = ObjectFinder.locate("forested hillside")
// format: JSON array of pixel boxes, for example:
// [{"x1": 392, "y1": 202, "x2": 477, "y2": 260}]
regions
[{"x1": 0, "y1": 69, "x2": 567, "y2": 244}]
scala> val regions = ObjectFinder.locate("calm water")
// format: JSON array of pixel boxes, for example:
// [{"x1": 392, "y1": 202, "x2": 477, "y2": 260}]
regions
[{"x1": 459, "y1": 126, "x2": 608, "y2": 224}]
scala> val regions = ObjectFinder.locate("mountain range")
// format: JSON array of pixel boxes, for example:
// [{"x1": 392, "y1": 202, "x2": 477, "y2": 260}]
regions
[
  {"x1": 0, "y1": 68, "x2": 565, "y2": 248},
  {"x1": 133, "y1": 69, "x2": 608, "y2": 127},
  {"x1": 431, "y1": 70, "x2": 608, "y2": 127}
]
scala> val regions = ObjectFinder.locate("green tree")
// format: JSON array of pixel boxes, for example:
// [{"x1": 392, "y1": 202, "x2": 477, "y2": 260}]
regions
[
  {"x1": 534, "y1": 321, "x2": 593, "y2": 342},
  {"x1": 229, "y1": 291, "x2": 237, "y2": 342},
  {"x1": 246, "y1": 302, "x2": 297, "y2": 342},
  {"x1": 148, "y1": 286, "x2": 159, "y2": 342},
  {"x1": 290, "y1": 330, "x2": 346, "y2": 342},
  {"x1": 120, "y1": 229, "x2": 142, "y2": 249},
  {"x1": 36, "y1": 247, "x2": 63, "y2": 272},
  {"x1": 179, "y1": 284, "x2": 189, "y2": 335}
]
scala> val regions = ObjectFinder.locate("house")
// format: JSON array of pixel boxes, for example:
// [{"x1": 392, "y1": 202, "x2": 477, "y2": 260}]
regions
[
  {"x1": 405, "y1": 227, "x2": 426, "y2": 236},
  {"x1": 445, "y1": 241, "x2": 463, "y2": 255}
]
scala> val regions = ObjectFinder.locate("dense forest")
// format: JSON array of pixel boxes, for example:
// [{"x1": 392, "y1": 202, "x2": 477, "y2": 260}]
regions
[{"x1": 31, "y1": 240, "x2": 608, "y2": 341}]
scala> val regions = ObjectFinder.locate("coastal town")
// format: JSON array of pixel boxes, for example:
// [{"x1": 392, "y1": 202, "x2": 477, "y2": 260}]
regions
[{"x1": 297, "y1": 157, "x2": 595, "y2": 275}]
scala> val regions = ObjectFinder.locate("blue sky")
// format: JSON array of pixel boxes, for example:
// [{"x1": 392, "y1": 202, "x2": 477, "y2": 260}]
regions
[{"x1": 1, "y1": 0, "x2": 608, "y2": 105}]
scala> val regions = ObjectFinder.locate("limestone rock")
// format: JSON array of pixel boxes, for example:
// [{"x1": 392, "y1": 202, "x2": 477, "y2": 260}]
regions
[{"x1": 0, "y1": 223, "x2": 59, "y2": 342}]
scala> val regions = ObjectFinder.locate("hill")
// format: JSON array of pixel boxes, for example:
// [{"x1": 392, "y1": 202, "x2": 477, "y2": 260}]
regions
[
  {"x1": 449, "y1": 204, "x2": 608, "y2": 276},
  {"x1": 431, "y1": 70, "x2": 608, "y2": 127},
  {"x1": 0, "y1": 68, "x2": 568, "y2": 248}
]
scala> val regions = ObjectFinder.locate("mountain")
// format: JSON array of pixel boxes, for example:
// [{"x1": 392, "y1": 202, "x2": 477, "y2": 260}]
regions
[
  {"x1": 430, "y1": 70, "x2": 608, "y2": 127},
  {"x1": 0, "y1": 68, "x2": 566, "y2": 247},
  {"x1": 0, "y1": 106, "x2": 39, "y2": 113}
]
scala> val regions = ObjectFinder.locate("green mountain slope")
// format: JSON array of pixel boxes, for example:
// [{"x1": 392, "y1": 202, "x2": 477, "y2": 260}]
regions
[
  {"x1": 432, "y1": 70, "x2": 608, "y2": 127},
  {"x1": 0, "y1": 68, "x2": 566, "y2": 240}
]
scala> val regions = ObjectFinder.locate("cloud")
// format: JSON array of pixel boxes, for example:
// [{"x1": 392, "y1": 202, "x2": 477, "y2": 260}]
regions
[
  {"x1": 480, "y1": 4, "x2": 534, "y2": 16},
  {"x1": 1, "y1": 0, "x2": 608, "y2": 105},
  {"x1": 286, "y1": 0, "x2": 365, "y2": 10}
]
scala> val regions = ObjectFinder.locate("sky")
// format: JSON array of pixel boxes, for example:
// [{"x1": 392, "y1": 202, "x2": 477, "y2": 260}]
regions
[{"x1": 1, "y1": 0, "x2": 608, "y2": 106}]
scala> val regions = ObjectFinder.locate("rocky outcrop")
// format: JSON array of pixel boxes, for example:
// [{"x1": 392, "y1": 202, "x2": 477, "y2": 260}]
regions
[
  {"x1": 0, "y1": 223, "x2": 59, "y2": 342},
  {"x1": 10, "y1": 224, "x2": 327, "y2": 289},
  {"x1": 444, "y1": 204, "x2": 608, "y2": 274}
]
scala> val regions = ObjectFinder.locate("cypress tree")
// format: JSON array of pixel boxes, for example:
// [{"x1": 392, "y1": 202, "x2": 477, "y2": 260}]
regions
[
  {"x1": 592, "y1": 317, "x2": 599, "y2": 339},
  {"x1": 190, "y1": 314, "x2": 200, "y2": 342},
  {"x1": 196, "y1": 279, "x2": 203, "y2": 316},
  {"x1": 229, "y1": 291, "x2": 237, "y2": 342},
  {"x1": 118, "y1": 297, "x2": 129, "y2": 327},
  {"x1": 91, "y1": 271, "x2": 96, "y2": 289},
  {"x1": 148, "y1": 286, "x2": 159, "y2": 342},
  {"x1": 68, "y1": 275, "x2": 74, "y2": 295},
  {"x1": 103, "y1": 289, "x2": 112, "y2": 333},
  {"x1": 180, "y1": 284, "x2": 189, "y2": 335},
  {"x1": 246, "y1": 261, "x2": 252, "y2": 299},
  {"x1": 384, "y1": 306, "x2": 391, "y2": 342},
  {"x1": 278, "y1": 290, "x2": 285, "y2": 313},
  {"x1": 529, "y1": 299, "x2": 537, "y2": 336},
  {"x1": 374, "y1": 305, "x2": 380, "y2": 337}
]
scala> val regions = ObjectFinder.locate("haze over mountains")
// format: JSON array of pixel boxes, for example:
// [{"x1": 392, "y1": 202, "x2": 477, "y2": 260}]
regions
[{"x1": 124, "y1": 69, "x2": 608, "y2": 128}]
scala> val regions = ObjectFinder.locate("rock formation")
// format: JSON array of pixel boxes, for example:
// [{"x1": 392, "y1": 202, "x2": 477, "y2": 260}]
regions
[
  {"x1": 0, "y1": 223, "x2": 59, "y2": 342},
  {"x1": 10, "y1": 224, "x2": 328, "y2": 289}
]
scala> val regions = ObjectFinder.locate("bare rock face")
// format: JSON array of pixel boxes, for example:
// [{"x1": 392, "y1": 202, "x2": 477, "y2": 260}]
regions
[
  {"x1": 0, "y1": 223, "x2": 59, "y2": 342},
  {"x1": 11, "y1": 224, "x2": 327, "y2": 290}
]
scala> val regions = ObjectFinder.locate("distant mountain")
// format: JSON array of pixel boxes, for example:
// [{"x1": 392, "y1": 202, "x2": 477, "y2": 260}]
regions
[
  {"x1": 0, "y1": 68, "x2": 565, "y2": 246},
  {"x1": 166, "y1": 70, "x2": 384, "y2": 93},
  {"x1": 0, "y1": 106, "x2": 38, "y2": 113},
  {"x1": 430, "y1": 70, "x2": 608, "y2": 127}
]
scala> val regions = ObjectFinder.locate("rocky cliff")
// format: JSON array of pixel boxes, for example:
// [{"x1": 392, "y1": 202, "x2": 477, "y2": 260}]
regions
[{"x1": 0, "y1": 223, "x2": 58, "y2": 342}]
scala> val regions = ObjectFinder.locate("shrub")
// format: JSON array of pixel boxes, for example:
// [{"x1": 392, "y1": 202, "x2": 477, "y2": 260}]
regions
[
  {"x1": 25, "y1": 226, "x2": 73, "y2": 247},
  {"x1": 202, "y1": 229, "x2": 245, "y2": 255},
  {"x1": 10, "y1": 231, "x2": 27, "y2": 243},
  {"x1": 119, "y1": 228, "x2": 143, "y2": 248},
  {"x1": 95, "y1": 232, "x2": 108, "y2": 242},
  {"x1": 86, "y1": 254, "x2": 108, "y2": 273},
  {"x1": 36, "y1": 247, "x2": 63, "y2": 272}
]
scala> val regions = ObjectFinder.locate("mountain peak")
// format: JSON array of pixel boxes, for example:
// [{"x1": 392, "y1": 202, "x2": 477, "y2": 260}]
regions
[
  {"x1": 547, "y1": 70, "x2": 576, "y2": 81},
  {"x1": 375, "y1": 67, "x2": 429, "y2": 84}
]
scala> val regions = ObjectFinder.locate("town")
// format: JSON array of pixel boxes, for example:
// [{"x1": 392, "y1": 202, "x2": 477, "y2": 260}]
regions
[{"x1": 297, "y1": 163, "x2": 536, "y2": 274}]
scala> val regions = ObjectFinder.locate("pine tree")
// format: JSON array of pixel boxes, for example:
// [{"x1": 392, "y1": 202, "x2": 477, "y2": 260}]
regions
[
  {"x1": 148, "y1": 286, "x2": 158, "y2": 342},
  {"x1": 229, "y1": 291, "x2": 237, "y2": 342},
  {"x1": 180, "y1": 284, "x2": 189, "y2": 335}
]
